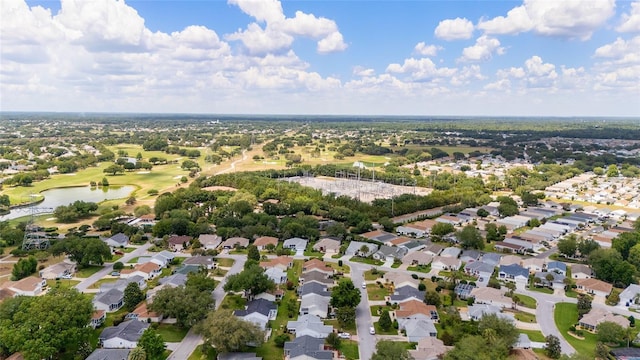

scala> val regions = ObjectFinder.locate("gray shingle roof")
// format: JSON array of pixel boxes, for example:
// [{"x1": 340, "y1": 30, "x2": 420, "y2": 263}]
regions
[
  {"x1": 299, "y1": 282, "x2": 330, "y2": 297},
  {"x1": 390, "y1": 285, "x2": 426, "y2": 302},
  {"x1": 99, "y1": 320, "x2": 149, "y2": 342},
  {"x1": 94, "y1": 288, "x2": 123, "y2": 306},
  {"x1": 284, "y1": 335, "x2": 333, "y2": 359},
  {"x1": 86, "y1": 349, "x2": 131, "y2": 360},
  {"x1": 234, "y1": 299, "x2": 277, "y2": 317}
]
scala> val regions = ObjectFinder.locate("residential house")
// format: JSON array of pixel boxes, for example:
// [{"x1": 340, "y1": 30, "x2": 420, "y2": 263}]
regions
[
  {"x1": 494, "y1": 241, "x2": 525, "y2": 254},
  {"x1": 90, "y1": 310, "x2": 107, "y2": 329},
  {"x1": 470, "y1": 287, "x2": 513, "y2": 309},
  {"x1": 390, "y1": 285, "x2": 426, "y2": 304},
  {"x1": 100, "y1": 275, "x2": 147, "y2": 293},
  {"x1": 254, "y1": 236, "x2": 278, "y2": 251},
  {"x1": 401, "y1": 251, "x2": 433, "y2": 266},
  {"x1": 254, "y1": 289, "x2": 284, "y2": 303},
  {"x1": 300, "y1": 271, "x2": 334, "y2": 287},
  {"x1": 571, "y1": 264, "x2": 593, "y2": 279},
  {"x1": 158, "y1": 273, "x2": 188, "y2": 288},
  {"x1": 287, "y1": 314, "x2": 333, "y2": 338},
  {"x1": 120, "y1": 262, "x2": 161, "y2": 281},
  {"x1": 39, "y1": 261, "x2": 76, "y2": 280},
  {"x1": 400, "y1": 318, "x2": 438, "y2": 342},
  {"x1": 167, "y1": 235, "x2": 191, "y2": 252},
  {"x1": 408, "y1": 337, "x2": 450, "y2": 360},
  {"x1": 372, "y1": 245, "x2": 408, "y2": 262},
  {"x1": 400, "y1": 240, "x2": 426, "y2": 253},
  {"x1": 298, "y1": 282, "x2": 330, "y2": 298},
  {"x1": 384, "y1": 272, "x2": 419, "y2": 289},
  {"x1": 575, "y1": 278, "x2": 613, "y2": 299},
  {"x1": 464, "y1": 261, "x2": 494, "y2": 280},
  {"x1": 533, "y1": 272, "x2": 566, "y2": 290},
  {"x1": 440, "y1": 247, "x2": 461, "y2": 258},
  {"x1": 2, "y1": 276, "x2": 46, "y2": 296},
  {"x1": 283, "y1": 335, "x2": 333, "y2": 360},
  {"x1": 460, "y1": 250, "x2": 482, "y2": 264},
  {"x1": 431, "y1": 256, "x2": 462, "y2": 271},
  {"x1": 222, "y1": 237, "x2": 250, "y2": 249},
  {"x1": 547, "y1": 261, "x2": 567, "y2": 276},
  {"x1": 217, "y1": 353, "x2": 262, "y2": 360},
  {"x1": 395, "y1": 300, "x2": 439, "y2": 321},
  {"x1": 498, "y1": 264, "x2": 529, "y2": 289},
  {"x1": 103, "y1": 233, "x2": 129, "y2": 248},
  {"x1": 0, "y1": 288, "x2": 16, "y2": 302},
  {"x1": 579, "y1": 308, "x2": 630, "y2": 332},
  {"x1": 312, "y1": 238, "x2": 341, "y2": 254},
  {"x1": 126, "y1": 302, "x2": 162, "y2": 323},
  {"x1": 283, "y1": 237, "x2": 308, "y2": 252},
  {"x1": 454, "y1": 283, "x2": 475, "y2": 300},
  {"x1": 423, "y1": 243, "x2": 444, "y2": 257},
  {"x1": 299, "y1": 293, "x2": 330, "y2": 319},
  {"x1": 93, "y1": 289, "x2": 124, "y2": 312},
  {"x1": 183, "y1": 255, "x2": 216, "y2": 270},
  {"x1": 344, "y1": 241, "x2": 378, "y2": 257},
  {"x1": 99, "y1": 320, "x2": 150, "y2": 349},
  {"x1": 360, "y1": 229, "x2": 399, "y2": 244},
  {"x1": 467, "y1": 304, "x2": 515, "y2": 322},
  {"x1": 86, "y1": 349, "x2": 131, "y2": 360},
  {"x1": 498, "y1": 255, "x2": 522, "y2": 266},
  {"x1": 199, "y1": 234, "x2": 222, "y2": 250},
  {"x1": 260, "y1": 256, "x2": 293, "y2": 271},
  {"x1": 302, "y1": 259, "x2": 333, "y2": 275},
  {"x1": 234, "y1": 299, "x2": 278, "y2": 330},
  {"x1": 149, "y1": 251, "x2": 175, "y2": 268},
  {"x1": 264, "y1": 267, "x2": 288, "y2": 284},
  {"x1": 620, "y1": 284, "x2": 640, "y2": 307},
  {"x1": 521, "y1": 258, "x2": 546, "y2": 274},
  {"x1": 396, "y1": 219, "x2": 437, "y2": 238}
]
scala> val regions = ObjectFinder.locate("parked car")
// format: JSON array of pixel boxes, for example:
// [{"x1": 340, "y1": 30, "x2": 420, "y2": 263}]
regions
[
  {"x1": 362, "y1": 283, "x2": 367, "y2": 288},
  {"x1": 110, "y1": 271, "x2": 120, "y2": 277},
  {"x1": 338, "y1": 332, "x2": 350, "y2": 339},
  {"x1": 60, "y1": 274, "x2": 73, "y2": 279},
  {"x1": 369, "y1": 327, "x2": 376, "y2": 335}
]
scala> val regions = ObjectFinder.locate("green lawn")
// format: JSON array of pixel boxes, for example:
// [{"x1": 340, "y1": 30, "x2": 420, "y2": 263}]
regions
[
  {"x1": 370, "y1": 305, "x2": 394, "y2": 316},
  {"x1": 210, "y1": 268, "x2": 228, "y2": 277},
  {"x1": 373, "y1": 322, "x2": 398, "y2": 335},
  {"x1": 156, "y1": 324, "x2": 189, "y2": 342},
  {"x1": 364, "y1": 269, "x2": 385, "y2": 281},
  {"x1": 554, "y1": 302, "x2": 597, "y2": 358},
  {"x1": 46, "y1": 279, "x2": 80, "y2": 290},
  {"x1": 188, "y1": 345, "x2": 216, "y2": 360},
  {"x1": 287, "y1": 260, "x2": 303, "y2": 284},
  {"x1": 514, "y1": 293, "x2": 537, "y2": 309},
  {"x1": 88, "y1": 278, "x2": 118, "y2": 289},
  {"x1": 219, "y1": 294, "x2": 247, "y2": 311},
  {"x1": 407, "y1": 264, "x2": 431, "y2": 273},
  {"x1": 217, "y1": 258, "x2": 235, "y2": 268},
  {"x1": 514, "y1": 311, "x2": 536, "y2": 323},
  {"x1": 339, "y1": 340, "x2": 360, "y2": 360},
  {"x1": 367, "y1": 284, "x2": 390, "y2": 301},
  {"x1": 350, "y1": 257, "x2": 384, "y2": 266},
  {"x1": 391, "y1": 261, "x2": 401, "y2": 269},
  {"x1": 76, "y1": 265, "x2": 104, "y2": 278},
  {"x1": 528, "y1": 285, "x2": 554, "y2": 294},
  {"x1": 324, "y1": 319, "x2": 357, "y2": 334},
  {"x1": 519, "y1": 329, "x2": 546, "y2": 342},
  {"x1": 327, "y1": 262, "x2": 350, "y2": 274},
  {"x1": 126, "y1": 256, "x2": 140, "y2": 263},
  {"x1": 565, "y1": 289, "x2": 579, "y2": 298}
]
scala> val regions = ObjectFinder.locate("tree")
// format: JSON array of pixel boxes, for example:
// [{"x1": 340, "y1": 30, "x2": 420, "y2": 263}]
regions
[
  {"x1": 424, "y1": 290, "x2": 441, "y2": 307},
  {"x1": 0, "y1": 287, "x2": 93, "y2": 360},
  {"x1": 223, "y1": 263, "x2": 275, "y2": 299},
  {"x1": 628, "y1": 243, "x2": 640, "y2": 269},
  {"x1": 497, "y1": 203, "x2": 519, "y2": 217},
  {"x1": 432, "y1": 222, "x2": 455, "y2": 237},
  {"x1": 138, "y1": 328, "x2": 166, "y2": 360},
  {"x1": 50, "y1": 237, "x2": 112, "y2": 267},
  {"x1": 371, "y1": 340, "x2": 411, "y2": 360},
  {"x1": 577, "y1": 294, "x2": 592, "y2": 316},
  {"x1": 485, "y1": 223, "x2": 502, "y2": 242},
  {"x1": 606, "y1": 289, "x2": 620, "y2": 306},
  {"x1": 596, "y1": 321, "x2": 625, "y2": 344},
  {"x1": 457, "y1": 225, "x2": 484, "y2": 250},
  {"x1": 325, "y1": 332, "x2": 341, "y2": 349},
  {"x1": 11, "y1": 256, "x2": 37, "y2": 280},
  {"x1": 612, "y1": 232, "x2": 640, "y2": 260},
  {"x1": 478, "y1": 313, "x2": 518, "y2": 350},
  {"x1": 378, "y1": 310, "x2": 392, "y2": 331},
  {"x1": 104, "y1": 164, "x2": 125, "y2": 175},
  {"x1": 558, "y1": 235, "x2": 578, "y2": 257},
  {"x1": 113, "y1": 261, "x2": 125, "y2": 270},
  {"x1": 606, "y1": 164, "x2": 619, "y2": 177},
  {"x1": 124, "y1": 282, "x2": 145, "y2": 312},
  {"x1": 196, "y1": 310, "x2": 264, "y2": 353},
  {"x1": 588, "y1": 248, "x2": 636, "y2": 287},
  {"x1": 477, "y1": 208, "x2": 489, "y2": 218},
  {"x1": 128, "y1": 347, "x2": 147, "y2": 360},
  {"x1": 595, "y1": 342, "x2": 609, "y2": 360},
  {"x1": 185, "y1": 272, "x2": 217, "y2": 293},
  {"x1": 545, "y1": 335, "x2": 561, "y2": 359},
  {"x1": 336, "y1": 306, "x2": 356, "y2": 329},
  {"x1": 247, "y1": 244, "x2": 260, "y2": 261},
  {"x1": 330, "y1": 279, "x2": 361, "y2": 308},
  {"x1": 149, "y1": 286, "x2": 215, "y2": 327}
]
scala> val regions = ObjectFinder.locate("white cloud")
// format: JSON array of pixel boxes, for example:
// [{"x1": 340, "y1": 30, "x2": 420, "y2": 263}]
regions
[
  {"x1": 617, "y1": 1, "x2": 640, "y2": 32},
  {"x1": 226, "y1": 0, "x2": 347, "y2": 55},
  {"x1": 458, "y1": 35, "x2": 504, "y2": 62},
  {"x1": 386, "y1": 58, "x2": 457, "y2": 81},
  {"x1": 592, "y1": 36, "x2": 640, "y2": 91},
  {"x1": 434, "y1": 17, "x2": 474, "y2": 40},
  {"x1": 353, "y1": 66, "x2": 375, "y2": 77},
  {"x1": 413, "y1": 42, "x2": 441, "y2": 56},
  {"x1": 594, "y1": 36, "x2": 640, "y2": 58},
  {"x1": 478, "y1": 0, "x2": 615, "y2": 40}
]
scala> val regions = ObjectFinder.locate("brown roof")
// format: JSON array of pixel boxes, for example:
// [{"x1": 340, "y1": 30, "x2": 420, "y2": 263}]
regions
[
  {"x1": 576, "y1": 278, "x2": 613, "y2": 294},
  {"x1": 254, "y1": 236, "x2": 278, "y2": 247},
  {"x1": 260, "y1": 256, "x2": 293, "y2": 269},
  {"x1": 92, "y1": 310, "x2": 106, "y2": 320},
  {"x1": 133, "y1": 302, "x2": 159, "y2": 318},
  {"x1": 390, "y1": 237, "x2": 411, "y2": 246},
  {"x1": 396, "y1": 300, "x2": 437, "y2": 318},
  {"x1": 0, "y1": 288, "x2": 16, "y2": 301},
  {"x1": 168, "y1": 235, "x2": 191, "y2": 245},
  {"x1": 137, "y1": 262, "x2": 161, "y2": 274},
  {"x1": 303, "y1": 258, "x2": 332, "y2": 272},
  {"x1": 140, "y1": 214, "x2": 156, "y2": 220},
  {"x1": 8, "y1": 276, "x2": 42, "y2": 292}
]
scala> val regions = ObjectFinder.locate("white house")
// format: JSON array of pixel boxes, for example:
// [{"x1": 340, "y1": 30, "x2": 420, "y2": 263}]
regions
[
  {"x1": 99, "y1": 320, "x2": 149, "y2": 349},
  {"x1": 431, "y1": 256, "x2": 462, "y2": 271},
  {"x1": 234, "y1": 299, "x2": 278, "y2": 330}
]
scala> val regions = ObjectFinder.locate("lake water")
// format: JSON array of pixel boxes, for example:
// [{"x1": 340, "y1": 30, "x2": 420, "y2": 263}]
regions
[{"x1": 0, "y1": 185, "x2": 135, "y2": 221}]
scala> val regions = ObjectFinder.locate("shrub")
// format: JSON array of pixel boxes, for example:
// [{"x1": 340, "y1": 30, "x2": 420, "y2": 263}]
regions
[
  {"x1": 274, "y1": 334, "x2": 290, "y2": 348},
  {"x1": 338, "y1": 260, "x2": 343, "y2": 267},
  {"x1": 418, "y1": 283, "x2": 426, "y2": 291},
  {"x1": 411, "y1": 274, "x2": 418, "y2": 279}
]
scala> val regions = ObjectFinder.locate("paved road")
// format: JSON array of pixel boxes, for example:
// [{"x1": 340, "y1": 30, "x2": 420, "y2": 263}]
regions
[
  {"x1": 350, "y1": 262, "x2": 376, "y2": 360},
  {"x1": 75, "y1": 243, "x2": 152, "y2": 292},
  {"x1": 167, "y1": 254, "x2": 247, "y2": 360}
]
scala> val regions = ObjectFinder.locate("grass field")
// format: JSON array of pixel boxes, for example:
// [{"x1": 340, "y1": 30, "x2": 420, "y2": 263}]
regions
[
  {"x1": 217, "y1": 258, "x2": 235, "y2": 268},
  {"x1": 75, "y1": 265, "x2": 104, "y2": 278},
  {"x1": 519, "y1": 329, "x2": 546, "y2": 342},
  {"x1": 514, "y1": 293, "x2": 537, "y2": 309},
  {"x1": 514, "y1": 311, "x2": 536, "y2": 323},
  {"x1": 46, "y1": 279, "x2": 80, "y2": 290},
  {"x1": 364, "y1": 269, "x2": 385, "y2": 281},
  {"x1": 554, "y1": 302, "x2": 597, "y2": 358},
  {"x1": 367, "y1": 283, "x2": 390, "y2": 301},
  {"x1": 339, "y1": 340, "x2": 360, "y2": 359},
  {"x1": 156, "y1": 324, "x2": 189, "y2": 342}
]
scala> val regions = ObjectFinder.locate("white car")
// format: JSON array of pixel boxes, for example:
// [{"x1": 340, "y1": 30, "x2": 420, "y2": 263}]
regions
[
  {"x1": 362, "y1": 283, "x2": 367, "y2": 288},
  {"x1": 338, "y1": 332, "x2": 351, "y2": 339},
  {"x1": 60, "y1": 274, "x2": 73, "y2": 280},
  {"x1": 369, "y1": 327, "x2": 376, "y2": 335}
]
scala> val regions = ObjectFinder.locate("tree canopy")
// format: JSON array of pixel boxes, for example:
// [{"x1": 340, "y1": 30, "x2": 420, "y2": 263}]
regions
[
  {"x1": 223, "y1": 263, "x2": 275, "y2": 299},
  {"x1": 371, "y1": 340, "x2": 411, "y2": 360},
  {"x1": 196, "y1": 309, "x2": 264, "y2": 353},
  {"x1": 330, "y1": 279, "x2": 361, "y2": 308},
  {"x1": 50, "y1": 237, "x2": 112, "y2": 267}
]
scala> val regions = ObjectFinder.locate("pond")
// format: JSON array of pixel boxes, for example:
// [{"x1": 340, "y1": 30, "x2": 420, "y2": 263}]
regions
[{"x1": 0, "y1": 185, "x2": 135, "y2": 221}]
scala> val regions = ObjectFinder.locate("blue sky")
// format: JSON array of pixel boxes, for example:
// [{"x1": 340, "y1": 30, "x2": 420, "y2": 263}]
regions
[{"x1": 1, "y1": 0, "x2": 639, "y2": 116}]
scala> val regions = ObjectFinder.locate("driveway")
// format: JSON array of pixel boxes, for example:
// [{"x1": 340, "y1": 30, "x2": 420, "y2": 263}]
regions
[{"x1": 75, "y1": 243, "x2": 152, "y2": 292}]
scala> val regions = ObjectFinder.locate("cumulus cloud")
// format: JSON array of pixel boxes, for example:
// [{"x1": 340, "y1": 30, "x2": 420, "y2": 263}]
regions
[
  {"x1": 478, "y1": 0, "x2": 615, "y2": 40},
  {"x1": 617, "y1": 1, "x2": 640, "y2": 32},
  {"x1": 386, "y1": 58, "x2": 457, "y2": 81},
  {"x1": 226, "y1": 0, "x2": 347, "y2": 55},
  {"x1": 413, "y1": 42, "x2": 441, "y2": 56},
  {"x1": 592, "y1": 36, "x2": 640, "y2": 90},
  {"x1": 458, "y1": 35, "x2": 504, "y2": 62},
  {"x1": 353, "y1": 66, "x2": 375, "y2": 77},
  {"x1": 434, "y1": 17, "x2": 474, "y2": 40}
]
